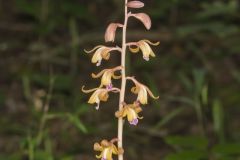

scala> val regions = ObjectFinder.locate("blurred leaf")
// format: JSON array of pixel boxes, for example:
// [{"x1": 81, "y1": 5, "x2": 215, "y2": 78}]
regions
[
  {"x1": 193, "y1": 69, "x2": 205, "y2": 95},
  {"x1": 165, "y1": 135, "x2": 208, "y2": 150},
  {"x1": 164, "y1": 95, "x2": 195, "y2": 106},
  {"x1": 201, "y1": 85, "x2": 208, "y2": 106},
  {"x1": 154, "y1": 107, "x2": 185, "y2": 129},
  {"x1": 22, "y1": 75, "x2": 32, "y2": 101},
  {"x1": 44, "y1": 137, "x2": 54, "y2": 160},
  {"x1": 61, "y1": 156, "x2": 74, "y2": 160},
  {"x1": 143, "y1": 72, "x2": 160, "y2": 107},
  {"x1": 197, "y1": 1, "x2": 238, "y2": 19},
  {"x1": 60, "y1": 1, "x2": 88, "y2": 18},
  {"x1": 0, "y1": 89, "x2": 5, "y2": 106},
  {"x1": 34, "y1": 150, "x2": 53, "y2": 160},
  {"x1": 30, "y1": 74, "x2": 72, "y2": 90},
  {"x1": 231, "y1": 71, "x2": 240, "y2": 83},
  {"x1": 178, "y1": 73, "x2": 193, "y2": 93},
  {"x1": 212, "y1": 99, "x2": 225, "y2": 142},
  {"x1": 176, "y1": 22, "x2": 239, "y2": 38},
  {"x1": 15, "y1": 0, "x2": 39, "y2": 19},
  {"x1": 165, "y1": 150, "x2": 208, "y2": 160},
  {"x1": 67, "y1": 114, "x2": 88, "y2": 134},
  {"x1": 0, "y1": 153, "x2": 23, "y2": 160},
  {"x1": 212, "y1": 143, "x2": 240, "y2": 156}
]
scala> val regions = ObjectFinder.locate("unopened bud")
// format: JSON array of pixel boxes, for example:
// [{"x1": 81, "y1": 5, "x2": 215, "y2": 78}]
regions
[{"x1": 127, "y1": 1, "x2": 144, "y2": 8}]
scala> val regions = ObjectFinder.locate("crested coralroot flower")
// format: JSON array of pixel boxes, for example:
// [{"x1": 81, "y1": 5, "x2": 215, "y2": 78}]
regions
[
  {"x1": 82, "y1": 86, "x2": 120, "y2": 110},
  {"x1": 94, "y1": 138, "x2": 124, "y2": 160},
  {"x1": 84, "y1": 45, "x2": 121, "y2": 66},
  {"x1": 127, "y1": 77, "x2": 159, "y2": 105},
  {"x1": 128, "y1": 39, "x2": 160, "y2": 61},
  {"x1": 115, "y1": 102, "x2": 143, "y2": 126},
  {"x1": 91, "y1": 66, "x2": 123, "y2": 88}
]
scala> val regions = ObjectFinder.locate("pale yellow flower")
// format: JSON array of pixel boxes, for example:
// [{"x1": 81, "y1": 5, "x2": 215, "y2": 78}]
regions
[
  {"x1": 91, "y1": 66, "x2": 122, "y2": 88},
  {"x1": 94, "y1": 139, "x2": 124, "y2": 160},
  {"x1": 115, "y1": 102, "x2": 143, "y2": 125},
  {"x1": 85, "y1": 45, "x2": 121, "y2": 66},
  {"x1": 128, "y1": 40, "x2": 159, "y2": 61},
  {"x1": 127, "y1": 77, "x2": 159, "y2": 105},
  {"x1": 82, "y1": 86, "x2": 120, "y2": 110}
]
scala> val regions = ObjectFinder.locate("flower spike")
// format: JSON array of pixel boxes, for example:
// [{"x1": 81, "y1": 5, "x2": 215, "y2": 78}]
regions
[
  {"x1": 115, "y1": 102, "x2": 143, "y2": 125},
  {"x1": 128, "y1": 39, "x2": 160, "y2": 61},
  {"x1": 94, "y1": 138, "x2": 124, "y2": 160},
  {"x1": 126, "y1": 77, "x2": 159, "y2": 105}
]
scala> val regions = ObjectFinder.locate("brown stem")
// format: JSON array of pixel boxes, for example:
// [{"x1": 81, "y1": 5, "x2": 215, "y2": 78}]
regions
[{"x1": 118, "y1": 0, "x2": 128, "y2": 160}]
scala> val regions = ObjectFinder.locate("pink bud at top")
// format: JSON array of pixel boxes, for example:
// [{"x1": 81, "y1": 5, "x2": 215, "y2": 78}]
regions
[
  {"x1": 131, "y1": 13, "x2": 151, "y2": 30},
  {"x1": 127, "y1": 1, "x2": 144, "y2": 8},
  {"x1": 105, "y1": 23, "x2": 123, "y2": 42}
]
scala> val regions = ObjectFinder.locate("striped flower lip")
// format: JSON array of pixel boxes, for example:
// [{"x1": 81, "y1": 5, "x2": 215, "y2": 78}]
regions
[
  {"x1": 84, "y1": 45, "x2": 121, "y2": 66},
  {"x1": 115, "y1": 102, "x2": 143, "y2": 125},
  {"x1": 127, "y1": 40, "x2": 160, "y2": 61},
  {"x1": 94, "y1": 138, "x2": 124, "y2": 160},
  {"x1": 82, "y1": 86, "x2": 120, "y2": 110},
  {"x1": 130, "y1": 118, "x2": 139, "y2": 126}
]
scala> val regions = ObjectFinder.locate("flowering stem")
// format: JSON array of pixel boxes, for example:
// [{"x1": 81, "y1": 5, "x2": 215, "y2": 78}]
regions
[{"x1": 118, "y1": 0, "x2": 128, "y2": 160}]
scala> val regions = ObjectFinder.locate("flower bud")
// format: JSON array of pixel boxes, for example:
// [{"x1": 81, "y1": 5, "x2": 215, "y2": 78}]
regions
[
  {"x1": 131, "y1": 13, "x2": 151, "y2": 30},
  {"x1": 127, "y1": 1, "x2": 144, "y2": 8},
  {"x1": 105, "y1": 23, "x2": 123, "y2": 42}
]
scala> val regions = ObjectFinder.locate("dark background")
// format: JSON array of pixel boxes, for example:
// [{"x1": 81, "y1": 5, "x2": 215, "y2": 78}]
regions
[{"x1": 0, "y1": 0, "x2": 240, "y2": 159}]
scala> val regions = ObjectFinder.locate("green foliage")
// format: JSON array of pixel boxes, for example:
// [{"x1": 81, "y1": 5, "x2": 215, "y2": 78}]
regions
[
  {"x1": 165, "y1": 136, "x2": 208, "y2": 150},
  {"x1": 212, "y1": 99, "x2": 225, "y2": 143},
  {"x1": 165, "y1": 135, "x2": 240, "y2": 160}
]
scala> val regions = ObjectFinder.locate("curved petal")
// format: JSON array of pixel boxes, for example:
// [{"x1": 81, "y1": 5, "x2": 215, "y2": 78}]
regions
[
  {"x1": 112, "y1": 73, "x2": 121, "y2": 79},
  {"x1": 81, "y1": 86, "x2": 98, "y2": 93},
  {"x1": 144, "y1": 40, "x2": 160, "y2": 46},
  {"x1": 92, "y1": 69, "x2": 108, "y2": 78},
  {"x1": 84, "y1": 45, "x2": 104, "y2": 53},
  {"x1": 96, "y1": 153, "x2": 102, "y2": 159},
  {"x1": 129, "y1": 45, "x2": 140, "y2": 53},
  {"x1": 146, "y1": 86, "x2": 159, "y2": 99}
]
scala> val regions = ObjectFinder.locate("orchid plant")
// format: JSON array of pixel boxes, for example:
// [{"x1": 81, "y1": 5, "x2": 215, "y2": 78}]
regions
[{"x1": 82, "y1": 0, "x2": 159, "y2": 160}]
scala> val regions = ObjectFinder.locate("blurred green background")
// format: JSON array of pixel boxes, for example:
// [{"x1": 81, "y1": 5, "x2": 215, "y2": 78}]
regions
[{"x1": 0, "y1": 0, "x2": 240, "y2": 159}]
